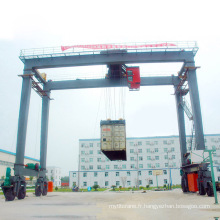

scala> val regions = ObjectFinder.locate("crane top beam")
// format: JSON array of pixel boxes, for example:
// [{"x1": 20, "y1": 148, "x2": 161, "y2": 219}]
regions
[{"x1": 20, "y1": 41, "x2": 198, "y2": 70}]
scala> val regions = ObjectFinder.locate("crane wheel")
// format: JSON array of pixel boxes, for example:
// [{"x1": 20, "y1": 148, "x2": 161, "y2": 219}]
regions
[
  {"x1": 198, "y1": 183, "x2": 206, "y2": 195},
  {"x1": 4, "y1": 188, "x2": 15, "y2": 201},
  {"x1": 35, "y1": 185, "x2": 42, "y2": 197},
  {"x1": 17, "y1": 186, "x2": 26, "y2": 200},
  {"x1": 207, "y1": 183, "x2": 214, "y2": 197}
]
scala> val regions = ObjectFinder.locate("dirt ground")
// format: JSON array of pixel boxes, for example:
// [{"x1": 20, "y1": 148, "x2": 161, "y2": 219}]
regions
[{"x1": 0, "y1": 189, "x2": 220, "y2": 220}]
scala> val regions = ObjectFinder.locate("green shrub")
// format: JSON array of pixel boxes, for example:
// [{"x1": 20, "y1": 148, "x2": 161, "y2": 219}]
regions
[
  {"x1": 111, "y1": 185, "x2": 116, "y2": 191},
  {"x1": 146, "y1": 185, "x2": 150, "y2": 188},
  {"x1": 92, "y1": 184, "x2": 100, "y2": 191},
  {"x1": 55, "y1": 186, "x2": 58, "y2": 191}
]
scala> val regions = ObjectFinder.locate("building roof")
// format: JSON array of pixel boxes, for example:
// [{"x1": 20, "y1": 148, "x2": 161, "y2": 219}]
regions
[
  {"x1": 79, "y1": 134, "x2": 220, "y2": 142},
  {"x1": 0, "y1": 148, "x2": 40, "y2": 162}
]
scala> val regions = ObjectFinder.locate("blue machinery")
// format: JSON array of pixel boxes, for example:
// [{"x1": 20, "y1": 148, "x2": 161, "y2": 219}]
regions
[{"x1": 2, "y1": 42, "x2": 207, "y2": 200}]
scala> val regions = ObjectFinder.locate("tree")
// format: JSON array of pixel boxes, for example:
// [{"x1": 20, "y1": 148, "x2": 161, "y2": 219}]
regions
[
  {"x1": 121, "y1": 176, "x2": 127, "y2": 188},
  {"x1": 92, "y1": 184, "x2": 99, "y2": 191},
  {"x1": 1, "y1": 176, "x2": 5, "y2": 180}
]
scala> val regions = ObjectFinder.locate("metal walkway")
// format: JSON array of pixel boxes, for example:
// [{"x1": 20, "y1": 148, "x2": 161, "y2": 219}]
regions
[{"x1": 19, "y1": 41, "x2": 198, "y2": 62}]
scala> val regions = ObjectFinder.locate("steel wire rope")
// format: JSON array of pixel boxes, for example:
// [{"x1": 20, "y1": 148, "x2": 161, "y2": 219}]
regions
[{"x1": 93, "y1": 91, "x2": 103, "y2": 138}]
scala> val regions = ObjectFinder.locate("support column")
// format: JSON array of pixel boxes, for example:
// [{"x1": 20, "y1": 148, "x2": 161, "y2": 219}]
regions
[
  {"x1": 15, "y1": 71, "x2": 33, "y2": 175},
  {"x1": 187, "y1": 68, "x2": 205, "y2": 150},
  {"x1": 175, "y1": 90, "x2": 187, "y2": 165},
  {"x1": 40, "y1": 88, "x2": 51, "y2": 177}
]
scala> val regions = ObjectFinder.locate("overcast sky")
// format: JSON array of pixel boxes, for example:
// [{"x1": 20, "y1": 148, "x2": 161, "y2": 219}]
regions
[{"x1": 0, "y1": 0, "x2": 219, "y2": 176}]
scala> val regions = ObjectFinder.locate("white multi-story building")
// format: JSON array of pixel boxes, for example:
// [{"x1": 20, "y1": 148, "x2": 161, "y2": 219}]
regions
[
  {"x1": 69, "y1": 134, "x2": 220, "y2": 188},
  {"x1": 46, "y1": 166, "x2": 61, "y2": 187}
]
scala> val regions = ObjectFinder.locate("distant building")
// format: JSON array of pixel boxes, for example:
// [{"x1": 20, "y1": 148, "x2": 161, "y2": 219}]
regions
[
  {"x1": 46, "y1": 166, "x2": 61, "y2": 187},
  {"x1": 69, "y1": 134, "x2": 220, "y2": 188},
  {"x1": 0, "y1": 149, "x2": 39, "y2": 179}
]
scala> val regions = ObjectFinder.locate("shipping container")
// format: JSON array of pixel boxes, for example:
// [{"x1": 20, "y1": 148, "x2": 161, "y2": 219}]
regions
[{"x1": 100, "y1": 119, "x2": 126, "y2": 161}]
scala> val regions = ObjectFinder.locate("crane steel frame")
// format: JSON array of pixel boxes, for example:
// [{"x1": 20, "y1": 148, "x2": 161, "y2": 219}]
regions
[{"x1": 11, "y1": 42, "x2": 206, "y2": 198}]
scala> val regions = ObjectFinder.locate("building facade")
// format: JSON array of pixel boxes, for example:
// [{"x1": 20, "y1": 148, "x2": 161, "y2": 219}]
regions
[
  {"x1": 69, "y1": 134, "x2": 220, "y2": 188},
  {"x1": 46, "y1": 166, "x2": 61, "y2": 187},
  {"x1": 0, "y1": 149, "x2": 40, "y2": 179}
]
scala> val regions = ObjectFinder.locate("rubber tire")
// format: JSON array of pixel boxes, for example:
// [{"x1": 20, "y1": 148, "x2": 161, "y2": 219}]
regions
[
  {"x1": 18, "y1": 186, "x2": 26, "y2": 200},
  {"x1": 199, "y1": 183, "x2": 206, "y2": 195},
  {"x1": 35, "y1": 186, "x2": 42, "y2": 197},
  {"x1": 207, "y1": 184, "x2": 214, "y2": 197},
  {"x1": 5, "y1": 188, "x2": 15, "y2": 201},
  {"x1": 42, "y1": 183, "x2": 48, "y2": 196},
  {"x1": 181, "y1": 176, "x2": 188, "y2": 193}
]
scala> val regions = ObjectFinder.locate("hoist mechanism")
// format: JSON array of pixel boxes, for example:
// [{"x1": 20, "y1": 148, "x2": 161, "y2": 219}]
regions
[{"x1": 106, "y1": 63, "x2": 141, "y2": 91}]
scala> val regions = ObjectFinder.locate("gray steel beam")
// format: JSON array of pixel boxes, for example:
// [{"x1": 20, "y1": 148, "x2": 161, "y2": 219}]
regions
[
  {"x1": 44, "y1": 76, "x2": 180, "y2": 91},
  {"x1": 24, "y1": 51, "x2": 195, "y2": 70},
  {"x1": 39, "y1": 89, "x2": 51, "y2": 177},
  {"x1": 187, "y1": 67, "x2": 205, "y2": 150},
  {"x1": 175, "y1": 90, "x2": 187, "y2": 165},
  {"x1": 15, "y1": 71, "x2": 33, "y2": 175}
]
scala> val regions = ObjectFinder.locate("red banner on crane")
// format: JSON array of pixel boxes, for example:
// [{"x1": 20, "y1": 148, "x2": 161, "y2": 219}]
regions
[{"x1": 61, "y1": 43, "x2": 176, "y2": 51}]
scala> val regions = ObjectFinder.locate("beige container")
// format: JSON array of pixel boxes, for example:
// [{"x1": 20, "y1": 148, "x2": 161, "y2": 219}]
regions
[{"x1": 100, "y1": 120, "x2": 126, "y2": 160}]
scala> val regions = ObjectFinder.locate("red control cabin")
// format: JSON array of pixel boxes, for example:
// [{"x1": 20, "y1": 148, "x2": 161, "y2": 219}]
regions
[{"x1": 126, "y1": 67, "x2": 140, "y2": 90}]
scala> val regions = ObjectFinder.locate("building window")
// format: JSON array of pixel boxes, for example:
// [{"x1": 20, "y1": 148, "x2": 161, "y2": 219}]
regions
[
  {"x1": 97, "y1": 150, "x2": 101, "y2": 154},
  {"x1": 105, "y1": 172, "x2": 108, "y2": 177},
  {"x1": 83, "y1": 173, "x2": 87, "y2": 177},
  {"x1": 155, "y1": 156, "x2": 159, "y2": 160},
  {"x1": 130, "y1": 142, "x2": 134, "y2": 146},
  {"x1": 89, "y1": 158, "x2": 93, "y2": 162},
  {"x1": 127, "y1": 171, "x2": 131, "y2": 176},
  {"x1": 147, "y1": 164, "x2": 151, "y2": 168},
  {"x1": 81, "y1": 166, "x2": 85, "y2": 170},
  {"x1": 81, "y1": 143, "x2": 85, "y2": 148},
  {"x1": 154, "y1": 141, "x2": 158, "y2": 145},
  {"x1": 148, "y1": 171, "x2": 152, "y2": 175},
  {"x1": 106, "y1": 165, "x2": 110, "y2": 169},
  {"x1": 138, "y1": 141, "x2": 142, "y2": 146},
  {"x1": 156, "y1": 163, "x2": 160, "y2": 168},
  {"x1": 105, "y1": 181, "x2": 109, "y2": 186},
  {"x1": 73, "y1": 182, "x2": 76, "y2": 187},
  {"x1": 139, "y1": 164, "x2": 143, "y2": 169},
  {"x1": 139, "y1": 156, "x2": 143, "y2": 161},
  {"x1": 165, "y1": 163, "x2": 168, "y2": 167},
  {"x1": 130, "y1": 149, "x2": 134, "y2": 153},
  {"x1": 216, "y1": 167, "x2": 220, "y2": 172},
  {"x1": 94, "y1": 172, "x2": 98, "y2": 177},
  {"x1": 83, "y1": 182, "x2": 87, "y2": 186},
  {"x1": 164, "y1": 179, "x2": 168, "y2": 184},
  {"x1": 116, "y1": 172, "x2": 119, "y2": 176},
  {"x1": 131, "y1": 164, "x2": 135, "y2": 168},
  {"x1": 212, "y1": 146, "x2": 216, "y2": 150},
  {"x1": 164, "y1": 155, "x2": 168, "y2": 160},
  {"x1": 163, "y1": 170, "x2": 167, "y2": 175},
  {"x1": 90, "y1": 143, "x2": 93, "y2": 147},
  {"x1": 139, "y1": 171, "x2": 141, "y2": 176},
  {"x1": 149, "y1": 180, "x2": 153, "y2": 185},
  {"x1": 164, "y1": 148, "x2": 168, "y2": 152},
  {"x1": 139, "y1": 180, "x2": 142, "y2": 185},
  {"x1": 147, "y1": 156, "x2": 151, "y2": 160},
  {"x1": 89, "y1": 150, "x2": 93, "y2": 155},
  {"x1": 138, "y1": 149, "x2": 142, "y2": 153},
  {"x1": 172, "y1": 155, "x2": 175, "y2": 159},
  {"x1": 97, "y1": 158, "x2": 101, "y2": 162},
  {"x1": 147, "y1": 148, "x2": 150, "y2": 153},
  {"x1": 73, "y1": 173, "x2": 76, "y2": 177},
  {"x1": 94, "y1": 181, "x2": 98, "y2": 185},
  {"x1": 89, "y1": 165, "x2": 93, "y2": 170},
  {"x1": 155, "y1": 148, "x2": 159, "y2": 153},
  {"x1": 114, "y1": 165, "x2": 118, "y2": 169},
  {"x1": 163, "y1": 140, "x2": 167, "y2": 145},
  {"x1": 97, "y1": 165, "x2": 101, "y2": 169},
  {"x1": 127, "y1": 181, "x2": 131, "y2": 186},
  {"x1": 97, "y1": 143, "x2": 100, "y2": 147},
  {"x1": 146, "y1": 141, "x2": 150, "y2": 145},
  {"x1": 171, "y1": 147, "x2": 175, "y2": 152},
  {"x1": 81, "y1": 158, "x2": 85, "y2": 162},
  {"x1": 122, "y1": 164, "x2": 126, "y2": 169},
  {"x1": 130, "y1": 157, "x2": 134, "y2": 161},
  {"x1": 81, "y1": 151, "x2": 85, "y2": 155},
  {"x1": 116, "y1": 181, "x2": 120, "y2": 186},
  {"x1": 173, "y1": 162, "x2": 176, "y2": 167}
]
